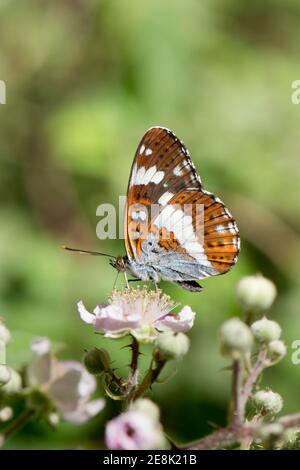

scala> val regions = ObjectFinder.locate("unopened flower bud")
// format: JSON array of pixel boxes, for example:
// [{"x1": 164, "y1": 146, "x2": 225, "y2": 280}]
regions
[
  {"x1": 267, "y1": 340, "x2": 287, "y2": 364},
  {"x1": 251, "y1": 317, "x2": 281, "y2": 343},
  {"x1": 0, "y1": 322, "x2": 11, "y2": 344},
  {"x1": 83, "y1": 347, "x2": 111, "y2": 375},
  {"x1": 257, "y1": 423, "x2": 283, "y2": 443},
  {"x1": 236, "y1": 274, "x2": 277, "y2": 311},
  {"x1": 253, "y1": 390, "x2": 283, "y2": 416},
  {"x1": 220, "y1": 318, "x2": 253, "y2": 357},
  {"x1": 278, "y1": 428, "x2": 300, "y2": 450},
  {"x1": 130, "y1": 399, "x2": 160, "y2": 421},
  {"x1": 48, "y1": 412, "x2": 60, "y2": 426},
  {"x1": 2, "y1": 368, "x2": 22, "y2": 393},
  {"x1": 0, "y1": 365, "x2": 11, "y2": 386},
  {"x1": 0, "y1": 407, "x2": 13, "y2": 422},
  {"x1": 155, "y1": 332, "x2": 189, "y2": 360}
]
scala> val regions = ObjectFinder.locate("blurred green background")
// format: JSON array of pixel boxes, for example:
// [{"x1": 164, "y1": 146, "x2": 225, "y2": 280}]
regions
[{"x1": 1, "y1": 0, "x2": 300, "y2": 449}]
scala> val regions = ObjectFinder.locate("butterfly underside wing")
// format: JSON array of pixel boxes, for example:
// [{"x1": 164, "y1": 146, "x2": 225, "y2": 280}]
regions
[{"x1": 124, "y1": 127, "x2": 240, "y2": 291}]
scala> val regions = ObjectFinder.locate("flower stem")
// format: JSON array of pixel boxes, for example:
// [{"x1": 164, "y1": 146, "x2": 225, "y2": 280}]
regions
[
  {"x1": 185, "y1": 411, "x2": 300, "y2": 450},
  {"x1": 184, "y1": 344, "x2": 285, "y2": 450},
  {"x1": 128, "y1": 336, "x2": 139, "y2": 389},
  {"x1": 239, "y1": 345, "x2": 268, "y2": 413},
  {"x1": 240, "y1": 413, "x2": 263, "y2": 450},
  {"x1": 1, "y1": 408, "x2": 36, "y2": 447},
  {"x1": 132, "y1": 358, "x2": 167, "y2": 400},
  {"x1": 232, "y1": 359, "x2": 243, "y2": 426},
  {"x1": 124, "y1": 336, "x2": 140, "y2": 407}
]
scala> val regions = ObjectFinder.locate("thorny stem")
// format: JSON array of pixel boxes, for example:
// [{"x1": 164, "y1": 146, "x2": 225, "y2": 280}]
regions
[
  {"x1": 240, "y1": 413, "x2": 263, "y2": 450},
  {"x1": 132, "y1": 358, "x2": 167, "y2": 400},
  {"x1": 106, "y1": 368, "x2": 126, "y2": 391},
  {"x1": 239, "y1": 345, "x2": 268, "y2": 414},
  {"x1": 187, "y1": 425, "x2": 240, "y2": 450},
  {"x1": 125, "y1": 336, "x2": 140, "y2": 406},
  {"x1": 1, "y1": 408, "x2": 36, "y2": 447},
  {"x1": 232, "y1": 359, "x2": 243, "y2": 426},
  {"x1": 186, "y1": 413, "x2": 300, "y2": 450},
  {"x1": 186, "y1": 344, "x2": 272, "y2": 450},
  {"x1": 128, "y1": 336, "x2": 139, "y2": 389}
]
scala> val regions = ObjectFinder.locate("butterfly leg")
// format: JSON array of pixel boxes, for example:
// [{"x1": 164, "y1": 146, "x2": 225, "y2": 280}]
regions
[
  {"x1": 123, "y1": 271, "x2": 129, "y2": 289},
  {"x1": 113, "y1": 271, "x2": 120, "y2": 290}
]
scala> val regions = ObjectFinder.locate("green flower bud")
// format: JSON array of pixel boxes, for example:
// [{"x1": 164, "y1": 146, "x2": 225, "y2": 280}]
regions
[
  {"x1": 155, "y1": 332, "x2": 189, "y2": 360},
  {"x1": 0, "y1": 322, "x2": 10, "y2": 344},
  {"x1": 2, "y1": 368, "x2": 22, "y2": 393},
  {"x1": 236, "y1": 274, "x2": 277, "y2": 311},
  {"x1": 220, "y1": 318, "x2": 253, "y2": 357},
  {"x1": 267, "y1": 340, "x2": 287, "y2": 365},
  {"x1": 130, "y1": 398, "x2": 160, "y2": 421},
  {"x1": 0, "y1": 365, "x2": 11, "y2": 386},
  {"x1": 83, "y1": 347, "x2": 111, "y2": 375},
  {"x1": 278, "y1": 428, "x2": 300, "y2": 450},
  {"x1": 251, "y1": 317, "x2": 281, "y2": 343},
  {"x1": 253, "y1": 390, "x2": 283, "y2": 416},
  {"x1": 48, "y1": 412, "x2": 60, "y2": 427},
  {"x1": 257, "y1": 423, "x2": 283, "y2": 443}
]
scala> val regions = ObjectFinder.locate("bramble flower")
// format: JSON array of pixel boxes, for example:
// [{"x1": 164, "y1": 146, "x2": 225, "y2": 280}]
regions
[
  {"x1": 105, "y1": 399, "x2": 166, "y2": 450},
  {"x1": 26, "y1": 337, "x2": 105, "y2": 424},
  {"x1": 78, "y1": 288, "x2": 195, "y2": 342}
]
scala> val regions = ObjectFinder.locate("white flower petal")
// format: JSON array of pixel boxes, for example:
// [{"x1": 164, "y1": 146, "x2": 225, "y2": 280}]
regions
[
  {"x1": 27, "y1": 337, "x2": 52, "y2": 386},
  {"x1": 49, "y1": 361, "x2": 96, "y2": 414},
  {"x1": 155, "y1": 306, "x2": 195, "y2": 333},
  {"x1": 31, "y1": 337, "x2": 51, "y2": 356},
  {"x1": 77, "y1": 301, "x2": 95, "y2": 325},
  {"x1": 63, "y1": 399, "x2": 105, "y2": 424}
]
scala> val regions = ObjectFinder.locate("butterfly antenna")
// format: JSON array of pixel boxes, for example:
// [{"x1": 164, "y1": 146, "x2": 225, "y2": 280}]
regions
[{"x1": 62, "y1": 245, "x2": 116, "y2": 259}]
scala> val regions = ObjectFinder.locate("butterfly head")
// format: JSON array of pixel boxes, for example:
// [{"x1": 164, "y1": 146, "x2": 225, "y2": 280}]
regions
[{"x1": 110, "y1": 255, "x2": 128, "y2": 273}]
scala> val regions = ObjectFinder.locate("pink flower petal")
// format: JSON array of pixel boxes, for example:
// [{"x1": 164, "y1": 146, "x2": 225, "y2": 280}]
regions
[
  {"x1": 77, "y1": 301, "x2": 95, "y2": 325},
  {"x1": 27, "y1": 337, "x2": 52, "y2": 386},
  {"x1": 155, "y1": 306, "x2": 195, "y2": 333},
  {"x1": 93, "y1": 304, "x2": 140, "y2": 334},
  {"x1": 105, "y1": 410, "x2": 164, "y2": 450}
]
